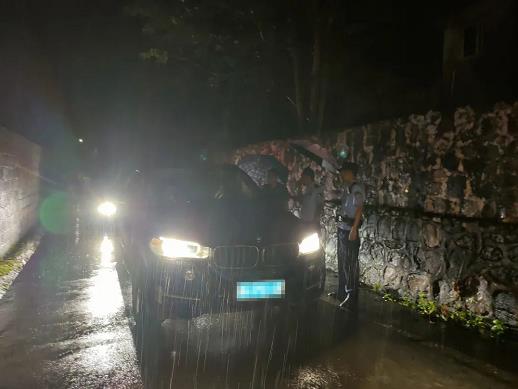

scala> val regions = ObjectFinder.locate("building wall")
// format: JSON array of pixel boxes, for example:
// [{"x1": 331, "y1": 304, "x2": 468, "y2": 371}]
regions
[
  {"x1": 0, "y1": 126, "x2": 41, "y2": 257},
  {"x1": 232, "y1": 102, "x2": 518, "y2": 326},
  {"x1": 442, "y1": 0, "x2": 518, "y2": 107}
]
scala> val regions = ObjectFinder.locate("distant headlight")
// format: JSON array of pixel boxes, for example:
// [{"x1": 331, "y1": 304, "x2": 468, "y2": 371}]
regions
[
  {"x1": 150, "y1": 237, "x2": 210, "y2": 260},
  {"x1": 97, "y1": 201, "x2": 117, "y2": 217},
  {"x1": 298, "y1": 232, "x2": 320, "y2": 255}
]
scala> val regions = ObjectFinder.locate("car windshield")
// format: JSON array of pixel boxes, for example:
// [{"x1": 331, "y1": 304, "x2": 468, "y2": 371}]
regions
[{"x1": 148, "y1": 166, "x2": 259, "y2": 204}]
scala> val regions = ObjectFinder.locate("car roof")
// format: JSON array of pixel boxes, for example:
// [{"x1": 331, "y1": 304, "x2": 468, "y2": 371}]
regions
[{"x1": 148, "y1": 164, "x2": 240, "y2": 178}]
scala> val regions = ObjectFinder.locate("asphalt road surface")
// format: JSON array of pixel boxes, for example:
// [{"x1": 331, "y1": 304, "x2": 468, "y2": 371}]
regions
[{"x1": 1, "y1": 226, "x2": 517, "y2": 388}]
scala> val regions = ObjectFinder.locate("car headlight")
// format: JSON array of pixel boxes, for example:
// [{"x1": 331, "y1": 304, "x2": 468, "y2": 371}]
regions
[
  {"x1": 97, "y1": 201, "x2": 117, "y2": 217},
  {"x1": 150, "y1": 237, "x2": 210, "y2": 259},
  {"x1": 298, "y1": 232, "x2": 320, "y2": 255}
]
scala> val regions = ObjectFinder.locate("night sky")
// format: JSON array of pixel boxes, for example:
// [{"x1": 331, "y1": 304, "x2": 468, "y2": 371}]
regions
[{"x1": 0, "y1": 0, "x2": 500, "y2": 179}]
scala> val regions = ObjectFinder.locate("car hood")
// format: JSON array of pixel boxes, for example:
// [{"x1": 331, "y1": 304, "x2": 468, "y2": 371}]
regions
[{"x1": 145, "y1": 199, "x2": 311, "y2": 247}]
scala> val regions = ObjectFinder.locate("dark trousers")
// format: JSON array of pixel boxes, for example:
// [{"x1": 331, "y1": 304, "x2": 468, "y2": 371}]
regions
[{"x1": 337, "y1": 228, "x2": 361, "y2": 302}]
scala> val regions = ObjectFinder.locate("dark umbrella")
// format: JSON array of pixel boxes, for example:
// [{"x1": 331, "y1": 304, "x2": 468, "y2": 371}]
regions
[
  {"x1": 237, "y1": 155, "x2": 288, "y2": 186},
  {"x1": 290, "y1": 140, "x2": 339, "y2": 173}
]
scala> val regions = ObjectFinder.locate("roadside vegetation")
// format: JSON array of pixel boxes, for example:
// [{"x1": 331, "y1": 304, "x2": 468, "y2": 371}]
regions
[
  {"x1": 0, "y1": 260, "x2": 17, "y2": 277},
  {"x1": 375, "y1": 286, "x2": 506, "y2": 337},
  {"x1": 0, "y1": 236, "x2": 41, "y2": 297},
  {"x1": 0, "y1": 243, "x2": 24, "y2": 277}
]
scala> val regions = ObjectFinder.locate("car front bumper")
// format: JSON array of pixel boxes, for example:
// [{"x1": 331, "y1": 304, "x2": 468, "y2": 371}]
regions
[{"x1": 151, "y1": 251, "x2": 323, "y2": 319}]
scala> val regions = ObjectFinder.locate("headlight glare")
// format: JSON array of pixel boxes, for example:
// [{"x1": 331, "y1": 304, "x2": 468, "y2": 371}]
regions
[
  {"x1": 97, "y1": 201, "x2": 117, "y2": 217},
  {"x1": 151, "y1": 237, "x2": 210, "y2": 259},
  {"x1": 298, "y1": 232, "x2": 320, "y2": 255}
]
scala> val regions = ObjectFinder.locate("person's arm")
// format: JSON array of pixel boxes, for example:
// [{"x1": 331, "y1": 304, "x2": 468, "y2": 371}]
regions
[
  {"x1": 348, "y1": 185, "x2": 365, "y2": 241},
  {"x1": 348, "y1": 204, "x2": 363, "y2": 241}
]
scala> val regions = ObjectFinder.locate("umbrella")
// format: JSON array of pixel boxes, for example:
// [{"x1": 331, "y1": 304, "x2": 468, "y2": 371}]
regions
[
  {"x1": 290, "y1": 140, "x2": 339, "y2": 173},
  {"x1": 237, "y1": 155, "x2": 288, "y2": 186}
]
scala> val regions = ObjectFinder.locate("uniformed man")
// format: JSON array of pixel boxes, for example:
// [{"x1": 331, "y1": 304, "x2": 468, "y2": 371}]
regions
[{"x1": 336, "y1": 162, "x2": 365, "y2": 307}]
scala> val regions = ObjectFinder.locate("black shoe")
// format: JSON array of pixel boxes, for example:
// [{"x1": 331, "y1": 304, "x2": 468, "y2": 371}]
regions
[{"x1": 327, "y1": 292, "x2": 337, "y2": 298}]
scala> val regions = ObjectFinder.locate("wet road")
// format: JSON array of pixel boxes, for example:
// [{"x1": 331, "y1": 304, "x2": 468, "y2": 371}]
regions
[{"x1": 1, "y1": 228, "x2": 518, "y2": 388}]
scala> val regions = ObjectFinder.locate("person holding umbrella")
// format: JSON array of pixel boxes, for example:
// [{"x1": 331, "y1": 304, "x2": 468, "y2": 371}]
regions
[
  {"x1": 293, "y1": 167, "x2": 324, "y2": 228},
  {"x1": 262, "y1": 168, "x2": 289, "y2": 211},
  {"x1": 335, "y1": 162, "x2": 365, "y2": 308}
]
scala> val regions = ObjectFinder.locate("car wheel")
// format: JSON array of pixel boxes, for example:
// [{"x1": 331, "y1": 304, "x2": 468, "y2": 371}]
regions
[
  {"x1": 131, "y1": 273, "x2": 142, "y2": 316},
  {"x1": 142, "y1": 275, "x2": 163, "y2": 327},
  {"x1": 133, "y1": 270, "x2": 163, "y2": 344},
  {"x1": 318, "y1": 264, "x2": 326, "y2": 294}
]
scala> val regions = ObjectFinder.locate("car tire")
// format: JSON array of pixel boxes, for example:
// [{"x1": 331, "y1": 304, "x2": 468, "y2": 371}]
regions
[
  {"x1": 318, "y1": 264, "x2": 327, "y2": 294},
  {"x1": 134, "y1": 283, "x2": 169, "y2": 385},
  {"x1": 142, "y1": 271, "x2": 163, "y2": 326},
  {"x1": 133, "y1": 268, "x2": 163, "y2": 347},
  {"x1": 131, "y1": 273, "x2": 142, "y2": 316}
]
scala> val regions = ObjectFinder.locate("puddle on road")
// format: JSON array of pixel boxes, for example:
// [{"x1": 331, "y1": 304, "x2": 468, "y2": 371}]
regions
[{"x1": 85, "y1": 236, "x2": 123, "y2": 319}]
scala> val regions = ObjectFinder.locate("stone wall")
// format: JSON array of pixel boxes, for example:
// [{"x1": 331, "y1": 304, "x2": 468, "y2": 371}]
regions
[
  {"x1": 232, "y1": 102, "x2": 518, "y2": 326},
  {"x1": 0, "y1": 126, "x2": 41, "y2": 258}
]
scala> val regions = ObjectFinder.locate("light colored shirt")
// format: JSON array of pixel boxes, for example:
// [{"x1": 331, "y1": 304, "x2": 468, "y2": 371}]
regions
[
  {"x1": 339, "y1": 182, "x2": 365, "y2": 230},
  {"x1": 300, "y1": 185, "x2": 323, "y2": 223}
]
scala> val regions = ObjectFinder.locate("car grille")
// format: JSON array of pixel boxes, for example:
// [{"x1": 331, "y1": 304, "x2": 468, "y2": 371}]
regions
[
  {"x1": 213, "y1": 246, "x2": 260, "y2": 269},
  {"x1": 212, "y1": 243, "x2": 299, "y2": 269}
]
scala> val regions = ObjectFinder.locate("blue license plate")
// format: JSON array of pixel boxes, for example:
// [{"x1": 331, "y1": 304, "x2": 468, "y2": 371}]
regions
[{"x1": 236, "y1": 280, "x2": 285, "y2": 300}]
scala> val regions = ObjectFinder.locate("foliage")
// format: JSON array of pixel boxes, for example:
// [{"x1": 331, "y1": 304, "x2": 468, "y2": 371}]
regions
[
  {"x1": 372, "y1": 282, "x2": 382, "y2": 293},
  {"x1": 125, "y1": 0, "x2": 349, "y2": 138},
  {"x1": 416, "y1": 292, "x2": 438, "y2": 318},
  {"x1": 140, "y1": 48, "x2": 169, "y2": 64},
  {"x1": 0, "y1": 260, "x2": 16, "y2": 277},
  {"x1": 490, "y1": 319, "x2": 505, "y2": 336},
  {"x1": 382, "y1": 293, "x2": 396, "y2": 303},
  {"x1": 374, "y1": 288, "x2": 507, "y2": 337},
  {"x1": 400, "y1": 295, "x2": 416, "y2": 309},
  {"x1": 0, "y1": 243, "x2": 25, "y2": 277}
]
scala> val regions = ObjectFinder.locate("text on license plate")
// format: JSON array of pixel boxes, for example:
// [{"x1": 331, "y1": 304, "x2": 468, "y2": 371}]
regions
[{"x1": 236, "y1": 280, "x2": 285, "y2": 300}]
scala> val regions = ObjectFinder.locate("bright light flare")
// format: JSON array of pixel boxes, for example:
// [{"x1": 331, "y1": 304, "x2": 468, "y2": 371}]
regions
[
  {"x1": 150, "y1": 237, "x2": 210, "y2": 259},
  {"x1": 298, "y1": 233, "x2": 320, "y2": 255},
  {"x1": 86, "y1": 236, "x2": 122, "y2": 318},
  {"x1": 100, "y1": 236, "x2": 114, "y2": 256},
  {"x1": 99, "y1": 236, "x2": 114, "y2": 265},
  {"x1": 97, "y1": 201, "x2": 117, "y2": 217}
]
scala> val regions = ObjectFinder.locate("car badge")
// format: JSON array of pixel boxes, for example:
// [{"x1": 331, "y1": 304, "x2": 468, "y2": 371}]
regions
[{"x1": 256, "y1": 235, "x2": 263, "y2": 244}]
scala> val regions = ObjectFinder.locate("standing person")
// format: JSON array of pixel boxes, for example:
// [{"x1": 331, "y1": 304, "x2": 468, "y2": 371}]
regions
[
  {"x1": 262, "y1": 168, "x2": 289, "y2": 211},
  {"x1": 294, "y1": 167, "x2": 323, "y2": 227},
  {"x1": 336, "y1": 162, "x2": 365, "y2": 308}
]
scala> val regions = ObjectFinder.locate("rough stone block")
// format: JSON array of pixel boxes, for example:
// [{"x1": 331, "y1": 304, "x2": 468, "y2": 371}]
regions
[
  {"x1": 447, "y1": 176, "x2": 466, "y2": 199},
  {"x1": 423, "y1": 223, "x2": 442, "y2": 248},
  {"x1": 465, "y1": 277, "x2": 493, "y2": 316},
  {"x1": 494, "y1": 292, "x2": 518, "y2": 327},
  {"x1": 383, "y1": 265, "x2": 402, "y2": 290},
  {"x1": 438, "y1": 280, "x2": 460, "y2": 305},
  {"x1": 420, "y1": 249, "x2": 445, "y2": 279},
  {"x1": 407, "y1": 273, "x2": 432, "y2": 298}
]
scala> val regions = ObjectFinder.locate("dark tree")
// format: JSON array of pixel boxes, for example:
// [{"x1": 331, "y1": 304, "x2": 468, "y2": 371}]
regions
[{"x1": 125, "y1": 0, "x2": 347, "y2": 140}]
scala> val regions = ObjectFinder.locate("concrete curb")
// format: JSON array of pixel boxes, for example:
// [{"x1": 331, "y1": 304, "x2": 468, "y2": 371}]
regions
[{"x1": 0, "y1": 230, "x2": 43, "y2": 299}]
